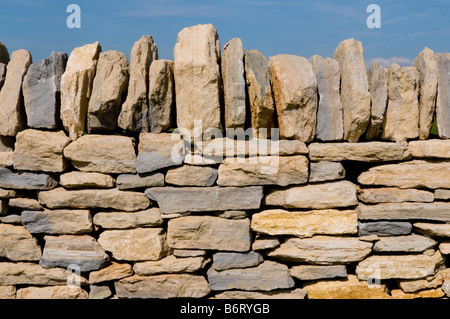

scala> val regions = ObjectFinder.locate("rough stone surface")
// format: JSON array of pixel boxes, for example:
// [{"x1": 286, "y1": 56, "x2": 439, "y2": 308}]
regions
[
  {"x1": 373, "y1": 235, "x2": 437, "y2": 252},
  {"x1": 435, "y1": 189, "x2": 450, "y2": 200},
  {"x1": 264, "y1": 181, "x2": 358, "y2": 209},
  {"x1": 215, "y1": 210, "x2": 247, "y2": 220},
  {"x1": 381, "y1": 64, "x2": 419, "y2": 142},
  {"x1": 40, "y1": 235, "x2": 109, "y2": 272},
  {"x1": 167, "y1": 216, "x2": 251, "y2": 252},
  {"x1": 198, "y1": 138, "x2": 309, "y2": 157},
  {"x1": 0, "y1": 167, "x2": 57, "y2": 190},
  {"x1": 217, "y1": 156, "x2": 308, "y2": 186},
  {"x1": 333, "y1": 39, "x2": 370, "y2": 142},
  {"x1": 148, "y1": 59, "x2": 174, "y2": 133},
  {"x1": 252, "y1": 236, "x2": 280, "y2": 251},
  {"x1": 89, "y1": 262, "x2": 133, "y2": 284},
  {"x1": 358, "y1": 160, "x2": 450, "y2": 189},
  {"x1": 87, "y1": 50, "x2": 129, "y2": 132},
  {"x1": 308, "y1": 142, "x2": 411, "y2": 162},
  {"x1": 309, "y1": 161, "x2": 345, "y2": 182},
  {"x1": 409, "y1": 140, "x2": 450, "y2": 158},
  {"x1": 133, "y1": 255, "x2": 208, "y2": 275},
  {"x1": 0, "y1": 152, "x2": 13, "y2": 167},
  {"x1": 269, "y1": 54, "x2": 317, "y2": 141},
  {"x1": 311, "y1": 55, "x2": 344, "y2": 141},
  {"x1": 439, "y1": 242, "x2": 450, "y2": 254},
  {"x1": 222, "y1": 38, "x2": 246, "y2": 129},
  {"x1": 0, "y1": 262, "x2": 87, "y2": 286},
  {"x1": 23, "y1": 51, "x2": 67, "y2": 129},
  {"x1": 115, "y1": 274, "x2": 210, "y2": 298},
  {"x1": 289, "y1": 265, "x2": 347, "y2": 281},
  {"x1": 38, "y1": 188, "x2": 149, "y2": 212},
  {"x1": 0, "y1": 49, "x2": 32, "y2": 136},
  {"x1": 59, "y1": 172, "x2": 115, "y2": 189},
  {"x1": 116, "y1": 173, "x2": 164, "y2": 190},
  {"x1": 303, "y1": 275, "x2": 390, "y2": 299},
  {"x1": 244, "y1": 50, "x2": 274, "y2": 136},
  {"x1": 89, "y1": 285, "x2": 112, "y2": 299},
  {"x1": 435, "y1": 53, "x2": 450, "y2": 139},
  {"x1": 0, "y1": 286, "x2": 16, "y2": 299},
  {"x1": 207, "y1": 261, "x2": 295, "y2": 291},
  {"x1": 21, "y1": 209, "x2": 93, "y2": 234},
  {"x1": 98, "y1": 228, "x2": 168, "y2": 261},
  {"x1": 0, "y1": 215, "x2": 21, "y2": 224},
  {"x1": 0, "y1": 63, "x2": 5, "y2": 90},
  {"x1": 173, "y1": 250, "x2": 207, "y2": 258},
  {"x1": 398, "y1": 269, "x2": 450, "y2": 293},
  {"x1": 17, "y1": 286, "x2": 88, "y2": 299},
  {"x1": 118, "y1": 35, "x2": 157, "y2": 132},
  {"x1": 356, "y1": 252, "x2": 444, "y2": 280},
  {"x1": 358, "y1": 221, "x2": 412, "y2": 237},
  {"x1": 63, "y1": 135, "x2": 136, "y2": 174},
  {"x1": 358, "y1": 202, "x2": 450, "y2": 222},
  {"x1": 366, "y1": 62, "x2": 388, "y2": 139},
  {"x1": 357, "y1": 187, "x2": 434, "y2": 204},
  {"x1": 212, "y1": 252, "x2": 263, "y2": 271},
  {"x1": 414, "y1": 223, "x2": 450, "y2": 237},
  {"x1": 93, "y1": 208, "x2": 162, "y2": 229},
  {"x1": 146, "y1": 186, "x2": 263, "y2": 214},
  {"x1": 0, "y1": 187, "x2": 19, "y2": 198},
  {"x1": 215, "y1": 289, "x2": 307, "y2": 299},
  {"x1": 415, "y1": 47, "x2": 438, "y2": 139},
  {"x1": 391, "y1": 288, "x2": 445, "y2": 299},
  {"x1": 251, "y1": 209, "x2": 357, "y2": 238},
  {"x1": 14, "y1": 129, "x2": 71, "y2": 172},
  {"x1": 166, "y1": 165, "x2": 218, "y2": 186},
  {"x1": 174, "y1": 24, "x2": 221, "y2": 140},
  {"x1": 0, "y1": 224, "x2": 42, "y2": 261},
  {"x1": 60, "y1": 42, "x2": 101, "y2": 140},
  {"x1": 136, "y1": 133, "x2": 185, "y2": 174},
  {"x1": 268, "y1": 236, "x2": 372, "y2": 265}
]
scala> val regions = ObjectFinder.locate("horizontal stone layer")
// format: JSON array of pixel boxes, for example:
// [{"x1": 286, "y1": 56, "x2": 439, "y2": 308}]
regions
[{"x1": 358, "y1": 202, "x2": 450, "y2": 222}]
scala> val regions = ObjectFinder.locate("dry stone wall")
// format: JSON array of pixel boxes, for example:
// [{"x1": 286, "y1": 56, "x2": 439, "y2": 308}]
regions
[{"x1": 0, "y1": 23, "x2": 450, "y2": 299}]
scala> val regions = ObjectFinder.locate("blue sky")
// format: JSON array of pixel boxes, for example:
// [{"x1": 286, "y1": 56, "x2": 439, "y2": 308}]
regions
[{"x1": 0, "y1": 0, "x2": 449, "y2": 68}]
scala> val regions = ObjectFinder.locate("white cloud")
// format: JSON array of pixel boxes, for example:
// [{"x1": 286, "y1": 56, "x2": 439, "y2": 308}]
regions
[{"x1": 367, "y1": 56, "x2": 414, "y2": 69}]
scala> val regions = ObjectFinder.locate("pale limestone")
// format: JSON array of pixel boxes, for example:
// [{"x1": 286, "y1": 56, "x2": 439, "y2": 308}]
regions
[
  {"x1": 358, "y1": 203, "x2": 450, "y2": 222},
  {"x1": 366, "y1": 62, "x2": 388, "y2": 139},
  {"x1": 59, "y1": 172, "x2": 115, "y2": 189},
  {"x1": 373, "y1": 235, "x2": 437, "y2": 252},
  {"x1": 98, "y1": 228, "x2": 168, "y2": 261},
  {"x1": 357, "y1": 187, "x2": 434, "y2": 203},
  {"x1": 38, "y1": 188, "x2": 150, "y2": 212},
  {"x1": 133, "y1": 255, "x2": 209, "y2": 275},
  {"x1": 251, "y1": 209, "x2": 357, "y2": 238},
  {"x1": 0, "y1": 224, "x2": 41, "y2": 261},
  {"x1": 414, "y1": 223, "x2": 450, "y2": 237},
  {"x1": 289, "y1": 265, "x2": 347, "y2": 281},
  {"x1": 22, "y1": 209, "x2": 93, "y2": 234},
  {"x1": 264, "y1": 181, "x2": 358, "y2": 209},
  {"x1": 356, "y1": 252, "x2": 444, "y2": 280},
  {"x1": 60, "y1": 42, "x2": 101, "y2": 140},
  {"x1": 308, "y1": 142, "x2": 411, "y2": 162},
  {"x1": 93, "y1": 208, "x2": 162, "y2": 229},
  {"x1": 167, "y1": 216, "x2": 251, "y2": 252},
  {"x1": 17, "y1": 286, "x2": 88, "y2": 299},
  {"x1": 166, "y1": 165, "x2": 217, "y2": 186},
  {"x1": 409, "y1": 140, "x2": 450, "y2": 158},
  {"x1": 89, "y1": 262, "x2": 133, "y2": 284},
  {"x1": 268, "y1": 236, "x2": 372, "y2": 265},
  {"x1": 269, "y1": 54, "x2": 317, "y2": 141},
  {"x1": 309, "y1": 161, "x2": 345, "y2": 182},
  {"x1": 217, "y1": 156, "x2": 308, "y2": 186},
  {"x1": 63, "y1": 135, "x2": 136, "y2": 174},
  {"x1": 333, "y1": 39, "x2": 370, "y2": 142},
  {"x1": 358, "y1": 160, "x2": 450, "y2": 189}
]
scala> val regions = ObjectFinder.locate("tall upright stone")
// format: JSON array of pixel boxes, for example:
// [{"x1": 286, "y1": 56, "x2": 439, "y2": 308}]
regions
[
  {"x1": 269, "y1": 54, "x2": 317, "y2": 142},
  {"x1": 174, "y1": 24, "x2": 221, "y2": 141},
  {"x1": 87, "y1": 50, "x2": 129, "y2": 132},
  {"x1": 0, "y1": 49, "x2": 32, "y2": 136},
  {"x1": 435, "y1": 53, "x2": 450, "y2": 139},
  {"x1": 415, "y1": 48, "x2": 438, "y2": 140},
  {"x1": 365, "y1": 62, "x2": 388, "y2": 139},
  {"x1": 381, "y1": 64, "x2": 419, "y2": 142},
  {"x1": 333, "y1": 39, "x2": 370, "y2": 142},
  {"x1": 311, "y1": 55, "x2": 343, "y2": 141},
  {"x1": 60, "y1": 42, "x2": 101, "y2": 140},
  {"x1": 222, "y1": 38, "x2": 246, "y2": 129},
  {"x1": 118, "y1": 35, "x2": 158, "y2": 133},
  {"x1": 0, "y1": 41, "x2": 9, "y2": 90},
  {"x1": 148, "y1": 59, "x2": 175, "y2": 133},
  {"x1": 245, "y1": 50, "x2": 274, "y2": 136},
  {"x1": 23, "y1": 52, "x2": 67, "y2": 129}
]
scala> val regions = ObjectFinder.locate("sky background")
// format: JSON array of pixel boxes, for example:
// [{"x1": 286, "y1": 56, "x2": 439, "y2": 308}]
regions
[{"x1": 0, "y1": 0, "x2": 449, "y2": 69}]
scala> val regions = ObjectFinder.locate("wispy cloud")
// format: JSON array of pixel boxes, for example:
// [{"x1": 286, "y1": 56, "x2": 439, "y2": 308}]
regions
[{"x1": 367, "y1": 56, "x2": 414, "y2": 69}]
